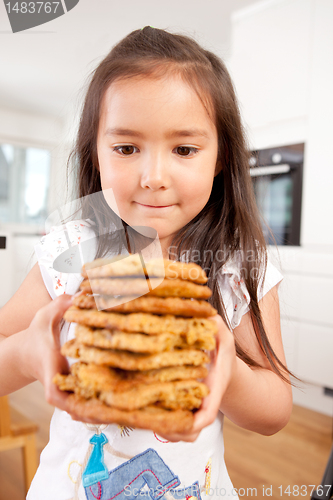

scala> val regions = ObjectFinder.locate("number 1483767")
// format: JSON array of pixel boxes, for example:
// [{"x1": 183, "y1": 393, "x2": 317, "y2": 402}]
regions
[
  {"x1": 5, "y1": 2, "x2": 60, "y2": 14},
  {"x1": 278, "y1": 485, "x2": 331, "y2": 497}
]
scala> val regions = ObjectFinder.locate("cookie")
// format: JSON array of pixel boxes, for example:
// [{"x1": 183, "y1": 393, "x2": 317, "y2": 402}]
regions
[
  {"x1": 100, "y1": 379, "x2": 208, "y2": 411},
  {"x1": 131, "y1": 365, "x2": 208, "y2": 383},
  {"x1": 80, "y1": 278, "x2": 212, "y2": 299},
  {"x1": 75, "y1": 324, "x2": 215, "y2": 352},
  {"x1": 54, "y1": 363, "x2": 208, "y2": 395},
  {"x1": 64, "y1": 307, "x2": 217, "y2": 345},
  {"x1": 73, "y1": 294, "x2": 216, "y2": 318},
  {"x1": 70, "y1": 362, "x2": 140, "y2": 393},
  {"x1": 61, "y1": 339, "x2": 210, "y2": 371},
  {"x1": 76, "y1": 361, "x2": 208, "y2": 384},
  {"x1": 82, "y1": 255, "x2": 208, "y2": 284},
  {"x1": 53, "y1": 373, "x2": 76, "y2": 392},
  {"x1": 55, "y1": 362, "x2": 208, "y2": 391},
  {"x1": 66, "y1": 394, "x2": 194, "y2": 433},
  {"x1": 54, "y1": 366, "x2": 207, "y2": 411},
  {"x1": 75, "y1": 325, "x2": 179, "y2": 353}
]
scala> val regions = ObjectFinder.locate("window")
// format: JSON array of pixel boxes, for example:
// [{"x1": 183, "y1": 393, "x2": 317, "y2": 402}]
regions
[{"x1": 0, "y1": 143, "x2": 51, "y2": 225}]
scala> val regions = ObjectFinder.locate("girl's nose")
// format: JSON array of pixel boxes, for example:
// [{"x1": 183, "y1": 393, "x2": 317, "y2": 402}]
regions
[{"x1": 140, "y1": 154, "x2": 169, "y2": 191}]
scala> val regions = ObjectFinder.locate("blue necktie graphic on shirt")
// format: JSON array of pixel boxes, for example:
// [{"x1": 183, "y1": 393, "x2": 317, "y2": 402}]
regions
[{"x1": 82, "y1": 433, "x2": 109, "y2": 487}]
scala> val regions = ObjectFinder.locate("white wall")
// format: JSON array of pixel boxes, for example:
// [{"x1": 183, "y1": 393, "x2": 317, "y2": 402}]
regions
[
  {"x1": 228, "y1": 0, "x2": 333, "y2": 414},
  {"x1": 301, "y1": 0, "x2": 333, "y2": 248}
]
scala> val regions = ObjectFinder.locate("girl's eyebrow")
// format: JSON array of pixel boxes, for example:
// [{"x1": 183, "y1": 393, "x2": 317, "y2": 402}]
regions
[
  {"x1": 104, "y1": 127, "x2": 210, "y2": 139},
  {"x1": 167, "y1": 128, "x2": 210, "y2": 139},
  {"x1": 105, "y1": 128, "x2": 143, "y2": 138}
]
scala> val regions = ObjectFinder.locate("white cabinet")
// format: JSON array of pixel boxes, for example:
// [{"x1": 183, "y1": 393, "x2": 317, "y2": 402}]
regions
[
  {"x1": 296, "y1": 323, "x2": 333, "y2": 388},
  {"x1": 0, "y1": 230, "x2": 39, "y2": 308},
  {"x1": 272, "y1": 247, "x2": 333, "y2": 414}
]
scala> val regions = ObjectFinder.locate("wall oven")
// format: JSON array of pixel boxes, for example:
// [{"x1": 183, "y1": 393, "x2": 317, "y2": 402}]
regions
[{"x1": 250, "y1": 143, "x2": 304, "y2": 246}]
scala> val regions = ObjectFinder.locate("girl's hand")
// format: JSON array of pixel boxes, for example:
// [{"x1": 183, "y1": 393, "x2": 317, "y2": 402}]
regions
[
  {"x1": 157, "y1": 315, "x2": 237, "y2": 443},
  {"x1": 23, "y1": 294, "x2": 73, "y2": 410}
]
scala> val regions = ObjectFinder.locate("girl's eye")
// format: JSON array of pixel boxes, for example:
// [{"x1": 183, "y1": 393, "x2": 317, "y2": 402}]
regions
[
  {"x1": 175, "y1": 146, "x2": 198, "y2": 157},
  {"x1": 113, "y1": 145, "x2": 138, "y2": 155}
]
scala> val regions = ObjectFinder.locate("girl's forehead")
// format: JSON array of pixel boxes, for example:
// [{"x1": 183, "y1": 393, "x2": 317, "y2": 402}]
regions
[
  {"x1": 100, "y1": 75, "x2": 216, "y2": 129},
  {"x1": 104, "y1": 74, "x2": 199, "y2": 102}
]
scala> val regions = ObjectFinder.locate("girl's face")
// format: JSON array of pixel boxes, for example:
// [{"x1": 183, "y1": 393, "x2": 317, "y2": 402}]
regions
[{"x1": 97, "y1": 74, "x2": 219, "y2": 255}]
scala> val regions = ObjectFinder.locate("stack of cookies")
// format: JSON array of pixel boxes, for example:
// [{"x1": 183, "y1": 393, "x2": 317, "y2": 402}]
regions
[{"x1": 54, "y1": 255, "x2": 217, "y2": 434}]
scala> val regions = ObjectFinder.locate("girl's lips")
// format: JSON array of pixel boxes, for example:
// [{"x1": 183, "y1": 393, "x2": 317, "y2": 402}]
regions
[{"x1": 135, "y1": 202, "x2": 174, "y2": 208}]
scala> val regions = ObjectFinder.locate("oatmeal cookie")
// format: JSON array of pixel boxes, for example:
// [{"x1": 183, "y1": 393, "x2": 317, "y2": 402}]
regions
[
  {"x1": 64, "y1": 307, "x2": 217, "y2": 344},
  {"x1": 54, "y1": 367, "x2": 207, "y2": 411},
  {"x1": 73, "y1": 294, "x2": 216, "y2": 317},
  {"x1": 80, "y1": 278, "x2": 212, "y2": 299},
  {"x1": 74, "y1": 324, "x2": 215, "y2": 352},
  {"x1": 99, "y1": 379, "x2": 208, "y2": 411},
  {"x1": 61, "y1": 339, "x2": 210, "y2": 371},
  {"x1": 66, "y1": 394, "x2": 194, "y2": 433},
  {"x1": 54, "y1": 362, "x2": 208, "y2": 394},
  {"x1": 82, "y1": 255, "x2": 208, "y2": 284}
]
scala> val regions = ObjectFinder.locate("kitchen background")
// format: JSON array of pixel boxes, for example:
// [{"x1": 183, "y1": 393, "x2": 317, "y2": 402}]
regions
[{"x1": 0, "y1": 0, "x2": 332, "y2": 418}]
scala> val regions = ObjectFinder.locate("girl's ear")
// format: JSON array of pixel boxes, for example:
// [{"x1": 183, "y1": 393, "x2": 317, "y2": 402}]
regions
[{"x1": 214, "y1": 160, "x2": 222, "y2": 176}]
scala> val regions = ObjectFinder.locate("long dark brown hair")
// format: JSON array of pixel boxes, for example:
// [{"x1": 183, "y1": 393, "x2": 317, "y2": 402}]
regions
[{"x1": 69, "y1": 26, "x2": 291, "y2": 383}]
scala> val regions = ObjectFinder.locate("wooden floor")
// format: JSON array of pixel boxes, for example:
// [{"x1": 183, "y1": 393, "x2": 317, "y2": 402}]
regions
[
  {"x1": 0, "y1": 382, "x2": 332, "y2": 499},
  {"x1": 224, "y1": 406, "x2": 332, "y2": 498}
]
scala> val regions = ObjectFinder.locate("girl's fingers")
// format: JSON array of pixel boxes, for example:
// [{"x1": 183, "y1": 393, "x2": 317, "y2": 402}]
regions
[
  {"x1": 45, "y1": 384, "x2": 96, "y2": 423},
  {"x1": 157, "y1": 316, "x2": 236, "y2": 442},
  {"x1": 49, "y1": 294, "x2": 73, "y2": 331},
  {"x1": 35, "y1": 293, "x2": 72, "y2": 325},
  {"x1": 45, "y1": 383, "x2": 70, "y2": 411},
  {"x1": 31, "y1": 295, "x2": 73, "y2": 397}
]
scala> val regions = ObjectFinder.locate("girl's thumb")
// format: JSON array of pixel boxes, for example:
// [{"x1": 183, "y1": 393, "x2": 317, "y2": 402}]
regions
[{"x1": 49, "y1": 294, "x2": 73, "y2": 329}]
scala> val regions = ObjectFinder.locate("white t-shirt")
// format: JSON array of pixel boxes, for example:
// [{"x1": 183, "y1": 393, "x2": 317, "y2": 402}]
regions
[{"x1": 29, "y1": 220, "x2": 282, "y2": 500}]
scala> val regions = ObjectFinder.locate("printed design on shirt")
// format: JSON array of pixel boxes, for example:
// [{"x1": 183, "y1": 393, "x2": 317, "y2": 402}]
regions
[
  {"x1": 231, "y1": 277, "x2": 244, "y2": 293},
  {"x1": 83, "y1": 448, "x2": 202, "y2": 500},
  {"x1": 118, "y1": 425, "x2": 134, "y2": 437},
  {"x1": 232, "y1": 278, "x2": 246, "y2": 312},
  {"x1": 227, "y1": 271, "x2": 251, "y2": 327},
  {"x1": 82, "y1": 433, "x2": 109, "y2": 487},
  {"x1": 38, "y1": 221, "x2": 88, "y2": 297},
  {"x1": 68, "y1": 426, "x2": 133, "y2": 500},
  {"x1": 204, "y1": 458, "x2": 212, "y2": 495},
  {"x1": 68, "y1": 425, "x2": 201, "y2": 499},
  {"x1": 68, "y1": 460, "x2": 82, "y2": 484},
  {"x1": 55, "y1": 274, "x2": 65, "y2": 291},
  {"x1": 153, "y1": 432, "x2": 169, "y2": 443}
]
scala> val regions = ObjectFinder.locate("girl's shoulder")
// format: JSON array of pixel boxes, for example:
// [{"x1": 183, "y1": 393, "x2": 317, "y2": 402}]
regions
[
  {"x1": 34, "y1": 219, "x2": 96, "y2": 299},
  {"x1": 217, "y1": 254, "x2": 283, "y2": 329}
]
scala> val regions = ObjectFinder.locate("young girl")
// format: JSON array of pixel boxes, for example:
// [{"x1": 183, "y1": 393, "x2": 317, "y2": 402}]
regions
[{"x1": 0, "y1": 27, "x2": 292, "y2": 500}]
